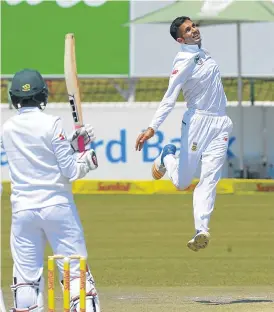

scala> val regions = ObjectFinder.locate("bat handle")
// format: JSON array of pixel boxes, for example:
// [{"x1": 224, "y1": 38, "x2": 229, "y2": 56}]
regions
[
  {"x1": 75, "y1": 125, "x2": 85, "y2": 152},
  {"x1": 78, "y1": 135, "x2": 85, "y2": 152}
]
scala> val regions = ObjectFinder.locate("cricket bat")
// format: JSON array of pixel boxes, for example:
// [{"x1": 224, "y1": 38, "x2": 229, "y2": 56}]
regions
[
  {"x1": 0, "y1": 289, "x2": 7, "y2": 312},
  {"x1": 64, "y1": 33, "x2": 85, "y2": 152}
]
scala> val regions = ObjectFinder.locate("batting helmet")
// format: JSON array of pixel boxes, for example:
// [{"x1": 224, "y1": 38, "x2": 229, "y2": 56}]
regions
[{"x1": 9, "y1": 69, "x2": 48, "y2": 109}]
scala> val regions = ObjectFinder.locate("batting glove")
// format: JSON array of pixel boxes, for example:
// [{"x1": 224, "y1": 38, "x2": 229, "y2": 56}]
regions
[
  {"x1": 69, "y1": 124, "x2": 96, "y2": 152},
  {"x1": 69, "y1": 149, "x2": 98, "y2": 182},
  {"x1": 77, "y1": 149, "x2": 98, "y2": 171}
]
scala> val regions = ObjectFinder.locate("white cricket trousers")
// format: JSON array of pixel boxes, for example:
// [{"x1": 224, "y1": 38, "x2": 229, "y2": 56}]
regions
[
  {"x1": 164, "y1": 109, "x2": 233, "y2": 232},
  {"x1": 11, "y1": 203, "x2": 88, "y2": 283}
]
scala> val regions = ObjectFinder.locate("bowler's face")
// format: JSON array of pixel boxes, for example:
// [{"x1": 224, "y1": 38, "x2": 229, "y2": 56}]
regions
[{"x1": 177, "y1": 20, "x2": 201, "y2": 45}]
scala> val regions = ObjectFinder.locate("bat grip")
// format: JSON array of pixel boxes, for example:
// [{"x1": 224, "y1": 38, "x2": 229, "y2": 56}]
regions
[
  {"x1": 75, "y1": 125, "x2": 85, "y2": 152},
  {"x1": 78, "y1": 135, "x2": 85, "y2": 152}
]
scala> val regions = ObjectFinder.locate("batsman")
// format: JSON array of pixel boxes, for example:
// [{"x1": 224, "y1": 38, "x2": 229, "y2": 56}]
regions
[{"x1": 1, "y1": 69, "x2": 101, "y2": 312}]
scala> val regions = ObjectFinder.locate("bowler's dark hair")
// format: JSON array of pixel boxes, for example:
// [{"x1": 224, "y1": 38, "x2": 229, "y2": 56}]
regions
[{"x1": 170, "y1": 16, "x2": 191, "y2": 41}]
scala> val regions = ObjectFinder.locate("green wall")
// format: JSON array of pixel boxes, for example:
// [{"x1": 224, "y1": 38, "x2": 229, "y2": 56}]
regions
[{"x1": 1, "y1": 1, "x2": 129, "y2": 76}]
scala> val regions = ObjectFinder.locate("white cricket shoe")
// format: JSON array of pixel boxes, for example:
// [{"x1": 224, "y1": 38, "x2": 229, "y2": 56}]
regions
[
  {"x1": 152, "y1": 144, "x2": 176, "y2": 180},
  {"x1": 187, "y1": 231, "x2": 210, "y2": 252}
]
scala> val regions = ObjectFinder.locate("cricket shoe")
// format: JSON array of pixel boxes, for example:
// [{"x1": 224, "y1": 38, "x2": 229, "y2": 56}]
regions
[
  {"x1": 187, "y1": 230, "x2": 210, "y2": 252},
  {"x1": 152, "y1": 144, "x2": 176, "y2": 180}
]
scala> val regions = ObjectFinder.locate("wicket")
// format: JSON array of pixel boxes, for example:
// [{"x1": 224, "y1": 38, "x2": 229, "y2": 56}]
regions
[{"x1": 48, "y1": 255, "x2": 87, "y2": 312}]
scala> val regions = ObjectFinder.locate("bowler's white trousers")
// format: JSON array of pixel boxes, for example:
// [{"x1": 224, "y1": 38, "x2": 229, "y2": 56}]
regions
[
  {"x1": 164, "y1": 109, "x2": 233, "y2": 232},
  {"x1": 11, "y1": 203, "x2": 88, "y2": 283}
]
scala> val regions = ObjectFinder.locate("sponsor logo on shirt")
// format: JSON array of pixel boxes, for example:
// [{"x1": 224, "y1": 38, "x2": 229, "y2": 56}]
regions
[
  {"x1": 171, "y1": 69, "x2": 179, "y2": 75},
  {"x1": 191, "y1": 142, "x2": 198, "y2": 151},
  {"x1": 194, "y1": 55, "x2": 203, "y2": 65}
]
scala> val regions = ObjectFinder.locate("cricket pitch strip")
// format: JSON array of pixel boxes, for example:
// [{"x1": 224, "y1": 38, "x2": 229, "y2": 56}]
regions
[{"x1": 2, "y1": 286, "x2": 274, "y2": 312}]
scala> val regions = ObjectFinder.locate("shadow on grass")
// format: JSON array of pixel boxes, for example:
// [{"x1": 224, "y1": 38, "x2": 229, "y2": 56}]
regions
[{"x1": 196, "y1": 299, "x2": 273, "y2": 305}]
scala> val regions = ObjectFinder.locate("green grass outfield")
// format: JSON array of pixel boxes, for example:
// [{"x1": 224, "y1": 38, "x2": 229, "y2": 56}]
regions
[{"x1": 1, "y1": 194, "x2": 274, "y2": 311}]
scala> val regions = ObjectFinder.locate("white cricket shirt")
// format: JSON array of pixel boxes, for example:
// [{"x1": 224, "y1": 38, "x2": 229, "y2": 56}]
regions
[
  {"x1": 1, "y1": 107, "x2": 81, "y2": 212},
  {"x1": 149, "y1": 44, "x2": 227, "y2": 131}
]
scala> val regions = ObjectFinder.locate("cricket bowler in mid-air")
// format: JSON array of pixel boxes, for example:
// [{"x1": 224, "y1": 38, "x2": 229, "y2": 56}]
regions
[
  {"x1": 136, "y1": 16, "x2": 233, "y2": 252},
  {"x1": 1, "y1": 69, "x2": 101, "y2": 311}
]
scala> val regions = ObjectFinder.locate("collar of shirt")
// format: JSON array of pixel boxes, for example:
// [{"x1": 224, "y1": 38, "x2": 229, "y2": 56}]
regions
[
  {"x1": 17, "y1": 107, "x2": 41, "y2": 114},
  {"x1": 180, "y1": 44, "x2": 200, "y2": 53}
]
